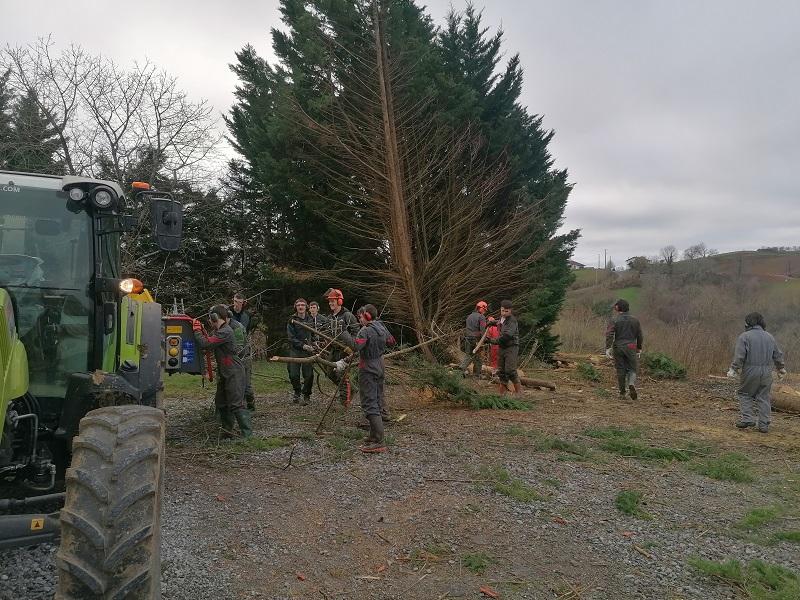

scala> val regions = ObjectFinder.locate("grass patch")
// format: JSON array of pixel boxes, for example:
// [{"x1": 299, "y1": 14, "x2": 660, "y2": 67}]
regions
[
  {"x1": 737, "y1": 507, "x2": 781, "y2": 530},
  {"x1": 577, "y1": 362, "x2": 601, "y2": 382},
  {"x1": 462, "y1": 552, "x2": 492, "y2": 575},
  {"x1": 688, "y1": 557, "x2": 800, "y2": 599},
  {"x1": 336, "y1": 427, "x2": 365, "y2": 440},
  {"x1": 584, "y1": 426, "x2": 642, "y2": 440},
  {"x1": 774, "y1": 531, "x2": 800, "y2": 543},
  {"x1": 535, "y1": 436, "x2": 594, "y2": 459},
  {"x1": 478, "y1": 465, "x2": 544, "y2": 503},
  {"x1": 640, "y1": 352, "x2": 687, "y2": 380},
  {"x1": 614, "y1": 490, "x2": 652, "y2": 519},
  {"x1": 327, "y1": 436, "x2": 350, "y2": 452},
  {"x1": 213, "y1": 436, "x2": 289, "y2": 456},
  {"x1": 690, "y1": 453, "x2": 755, "y2": 483},
  {"x1": 410, "y1": 542, "x2": 451, "y2": 564},
  {"x1": 584, "y1": 426, "x2": 689, "y2": 461}
]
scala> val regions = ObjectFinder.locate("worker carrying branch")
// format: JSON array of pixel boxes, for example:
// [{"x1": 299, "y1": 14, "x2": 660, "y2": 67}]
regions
[
  {"x1": 605, "y1": 299, "x2": 643, "y2": 400},
  {"x1": 459, "y1": 300, "x2": 488, "y2": 379},
  {"x1": 193, "y1": 305, "x2": 252, "y2": 438},
  {"x1": 335, "y1": 304, "x2": 396, "y2": 453},
  {"x1": 324, "y1": 288, "x2": 359, "y2": 406}
]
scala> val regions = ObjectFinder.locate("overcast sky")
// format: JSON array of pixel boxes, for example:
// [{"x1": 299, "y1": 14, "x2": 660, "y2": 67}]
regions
[{"x1": 5, "y1": 0, "x2": 799, "y2": 266}]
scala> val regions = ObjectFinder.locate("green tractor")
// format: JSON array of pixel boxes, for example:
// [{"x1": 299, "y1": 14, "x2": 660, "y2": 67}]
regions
[{"x1": 0, "y1": 170, "x2": 184, "y2": 599}]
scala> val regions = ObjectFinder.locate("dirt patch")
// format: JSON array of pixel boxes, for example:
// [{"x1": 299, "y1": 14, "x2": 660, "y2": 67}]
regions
[{"x1": 162, "y1": 360, "x2": 800, "y2": 599}]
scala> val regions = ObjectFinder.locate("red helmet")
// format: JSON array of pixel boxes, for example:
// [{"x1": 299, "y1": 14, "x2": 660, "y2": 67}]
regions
[
  {"x1": 324, "y1": 288, "x2": 344, "y2": 306},
  {"x1": 476, "y1": 300, "x2": 488, "y2": 311}
]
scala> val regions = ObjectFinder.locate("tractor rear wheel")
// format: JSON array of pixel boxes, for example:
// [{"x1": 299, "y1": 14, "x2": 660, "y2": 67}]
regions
[{"x1": 55, "y1": 405, "x2": 165, "y2": 600}]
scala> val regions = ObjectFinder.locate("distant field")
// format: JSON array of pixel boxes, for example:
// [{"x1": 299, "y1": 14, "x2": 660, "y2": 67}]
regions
[{"x1": 706, "y1": 250, "x2": 800, "y2": 281}]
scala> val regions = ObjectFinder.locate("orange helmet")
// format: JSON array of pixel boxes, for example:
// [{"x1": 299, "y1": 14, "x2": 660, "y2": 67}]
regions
[
  {"x1": 324, "y1": 288, "x2": 344, "y2": 306},
  {"x1": 476, "y1": 300, "x2": 488, "y2": 311}
]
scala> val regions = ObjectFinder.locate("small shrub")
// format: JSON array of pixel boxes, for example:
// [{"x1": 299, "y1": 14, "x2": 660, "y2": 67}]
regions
[
  {"x1": 590, "y1": 298, "x2": 614, "y2": 317},
  {"x1": 577, "y1": 362, "x2": 601, "y2": 382},
  {"x1": 640, "y1": 352, "x2": 687, "y2": 380},
  {"x1": 615, "y1": 490, "x2": 651, "y2": 519},
  {"x1": 462, "y1": 552, "x2": 492, "y2": 575},
  {"x1": 691, "y1": 453, "x2": 754, "y2": 483}
]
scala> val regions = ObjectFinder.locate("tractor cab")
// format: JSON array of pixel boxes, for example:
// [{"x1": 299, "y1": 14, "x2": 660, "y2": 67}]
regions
[{"x1": 0, "y1": 170, "x2": 182, "y2": 599}]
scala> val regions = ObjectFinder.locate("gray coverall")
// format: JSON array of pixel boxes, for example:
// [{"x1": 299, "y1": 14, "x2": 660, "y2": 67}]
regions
[
  {"x1": 230, "y1": 319, "x2": 255, "y2": 410},
  {"x1": 606, "y1": 313, "x2": 643, "y2": 394},
  {"x1": 194, "y1": 324, "x2": 247, "y2": 429},
  {"x1": 730, "y1": 325, "x2": 785, "y2": 428},
  {"x1": 287, "y1": 313, "x2": 315, "y2": 399},
  {"x1": 459, "y1": 310, "x2": 487, "y2": 377},
  {"x1": 354, "y1": 320, "x2": 394, "y2": 418},
  {"x1": 325, "y1": 308, "x2": 358, "y2": 404},
  {"x1": 494, "y1": 316, "x2": 520, "y2": 384}
]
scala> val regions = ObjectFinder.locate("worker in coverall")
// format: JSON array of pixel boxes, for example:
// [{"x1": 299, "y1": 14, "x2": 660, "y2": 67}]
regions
[
  {"x1": 727, "y1": 312, "x2": 786, "y2": 433},
  {"x1": 227, "y1": 309, "x2": 255, "y2": 412},
  {"x1": 489, "y1": 300, "x2": 521, "y2": 395},
  {"x1": 230, "y1": 292, "x2": 256, "y2": 410},
  {"x1": 605, "y1": 299, "x2": 643, "y2": 400},
  {"x1": 193, "y1": 305, "x2": 252, "y2": 438},
  {"x1": 459, "y1": 301, "x2": 488, "y2": 379},
  {"x1": 286, "y1": 298, "x2": 315, "y2": 405},
  {"x1": 324, "y1": 288, "x2": 358, "y2": 406},
  {"x1": 335, "y1": 304, "x2": 395, "y2": 453}
]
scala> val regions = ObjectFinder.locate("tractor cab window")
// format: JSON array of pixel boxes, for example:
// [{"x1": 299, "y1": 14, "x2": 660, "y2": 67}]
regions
[{"x1": 0, "y1": 183, "x2": 93, "y2": 399}]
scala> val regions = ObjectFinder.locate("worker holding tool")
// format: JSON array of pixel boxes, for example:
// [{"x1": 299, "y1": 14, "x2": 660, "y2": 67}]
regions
[
  {"x1": 227, "y1": 309, "x2": 256, "y2": 412},
  {"x1": 324, "y1": 288, "x2": 359, "y2": 406},
  {"x1": 335, "y1": 304, "x2": 395, "y2": 453},
  {"x1": 488, "y1": 300, "x2": 521, "y2": 395},
  {"x1": 193, "y1": 305, "x2": 252, "y2": 438},
  {"x1": 459, "y1": 301, "x2": 489, "y2": 379},
  {"x1": 727, "y1": 312, "x2": 786, "y2": 433},
  {"x1": 286, "y1": 298, "x2": 315, "y2": 405},
  {"x1": 605, "y1": 299, "x2": 643, "y2": 400}
]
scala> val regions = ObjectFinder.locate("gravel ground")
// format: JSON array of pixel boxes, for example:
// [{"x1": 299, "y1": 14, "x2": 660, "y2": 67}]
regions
[{"x1": 2, "y1": 363, "x2": 799, "y2": 599}]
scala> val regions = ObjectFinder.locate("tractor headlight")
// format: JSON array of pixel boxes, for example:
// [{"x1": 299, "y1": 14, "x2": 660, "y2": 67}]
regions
[
  {"x1": 91, "y1": 186, "x2": 116, "y2": 209},
  {"x1": 119, "y1": 278, "x2": 144, "y2": 294},
  {"x1": 68, "y1": 187, "x2": 85, "y2": 202}
]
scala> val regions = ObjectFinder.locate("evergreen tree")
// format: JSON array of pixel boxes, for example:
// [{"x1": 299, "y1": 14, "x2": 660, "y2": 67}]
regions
[
  {"x1": 438, "y1": 5, "x2": 579, "y2": 358},
  {"x1": 6, "y1": 89, "x2": 62, "y2": 174}
]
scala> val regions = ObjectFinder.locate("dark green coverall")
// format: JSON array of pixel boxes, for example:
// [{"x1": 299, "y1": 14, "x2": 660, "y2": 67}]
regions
[
  {"x1": 287, "y1": 313, "x2": 315, "y2": 402},
  {"x1": 605, "y1": 313, "x2": 643, "y2": 396},
  {"x1": 230, "y1": 318, "x2": 255, "y2": 411}
]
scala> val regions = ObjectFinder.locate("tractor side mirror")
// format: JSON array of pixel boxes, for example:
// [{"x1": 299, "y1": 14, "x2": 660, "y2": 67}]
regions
[{"x1": 150, "y1": 197, "x2": 182, "y2": 252}]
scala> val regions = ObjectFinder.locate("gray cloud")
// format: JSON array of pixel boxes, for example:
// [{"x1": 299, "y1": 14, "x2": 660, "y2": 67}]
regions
[{"x1": 6, "y1": 1, "x2": 800, "y2": 266}]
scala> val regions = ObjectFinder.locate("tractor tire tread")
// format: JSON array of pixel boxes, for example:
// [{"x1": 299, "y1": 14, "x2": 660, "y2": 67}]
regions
[{"x1": 55, "y1": 405, "x2": 164, "y2": 600}]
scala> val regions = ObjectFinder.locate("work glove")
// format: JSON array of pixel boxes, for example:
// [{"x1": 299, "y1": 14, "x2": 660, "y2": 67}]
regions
[
  {"x1": 302, "y1": 344, "x2": 314, "y2": 353},
  {"x1": 778, "y1": 368, "x2": 787, "y2": 381},
  {"x1": 334, "y1": 358, "x2": 348, "y2": 374},
  {"x1": 192, "y1": 319, "x2": 202, "y2": 333},
  {"x1": 487, "y1": 317, "x2": 496, "y2": 325},
  {"x1": 605, "y1": 348, "x2": 613, "y2": 359},
  {"x1": 637, "y1": 351, "x2": 642, "y2": 359},
  {"x1": 726, "y1": 368, "x2": 737, "y2": 378}
]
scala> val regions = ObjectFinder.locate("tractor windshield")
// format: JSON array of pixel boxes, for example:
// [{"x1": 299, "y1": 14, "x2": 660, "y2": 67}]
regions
[{"x1": 0, "y1": 177, "x2": 93, "y2": 399}]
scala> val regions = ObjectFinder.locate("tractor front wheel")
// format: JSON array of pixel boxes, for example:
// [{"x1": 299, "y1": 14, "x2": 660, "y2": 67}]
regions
[{"x1": 55, "y1": 405, "x2": 165, "y2": 599}]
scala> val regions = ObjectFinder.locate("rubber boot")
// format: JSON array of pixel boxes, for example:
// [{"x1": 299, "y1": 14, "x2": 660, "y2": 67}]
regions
[
  {"x1": 292, "y1": 391, "x2": 300, "y2": 404},
  {"x1": 246, "y1": 393, "x2": 255, "y2": 412},
  {"x1": 219, "y1": 410, "x2": 236, "y2": 438},
  {"x1": 301, "y1": 394, "x2": 311, "y2": 406},
  {"x1": 233, "y1": 409, "x2": 253, "y2": 438},
  {"x1": 513, "y1": 382, "x2": 522, "y2": 395},
  {"x1": 360, "y1": 415, "x2": 387, "y2": 453}
]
